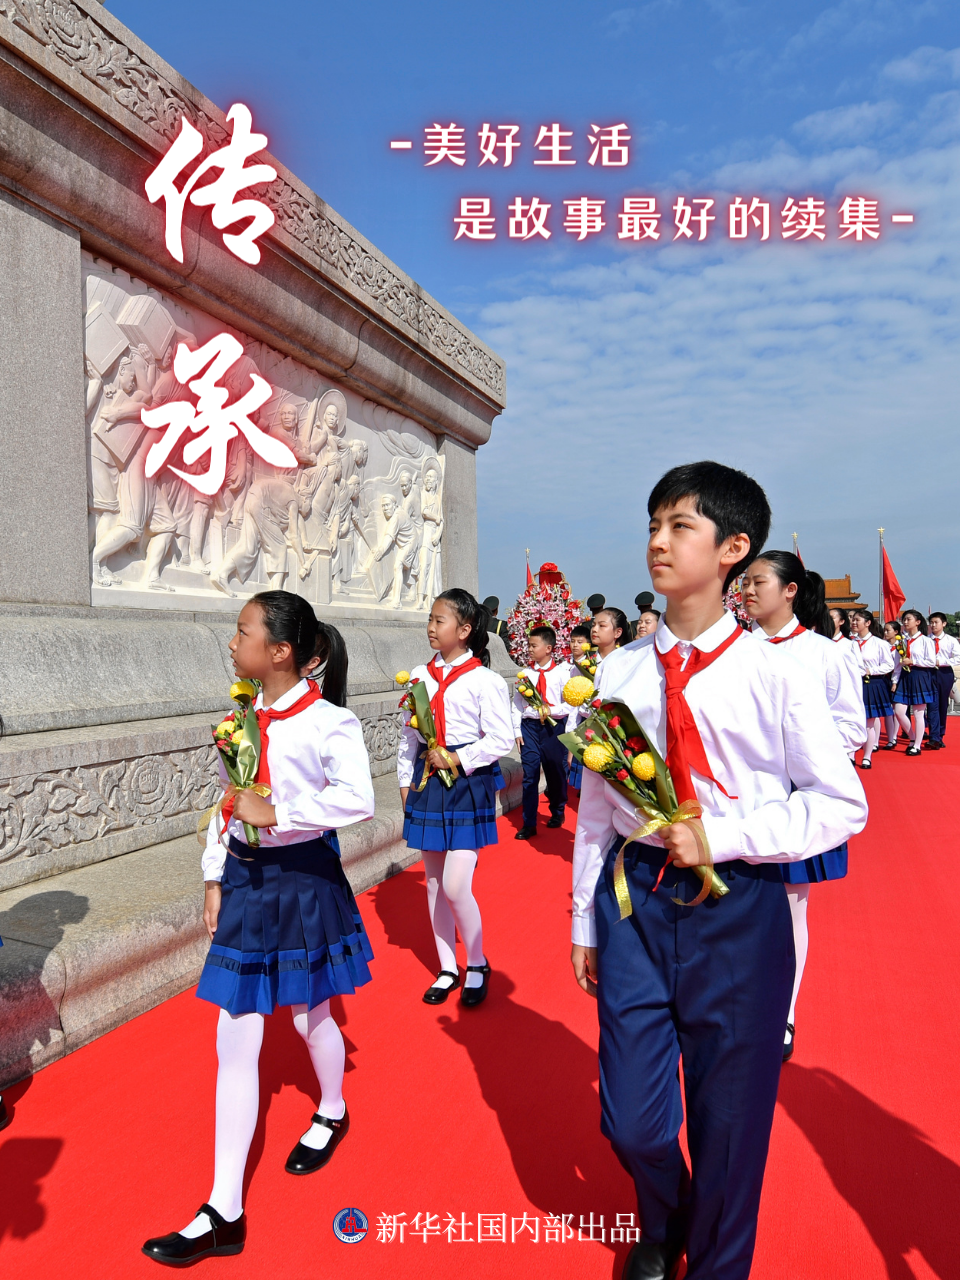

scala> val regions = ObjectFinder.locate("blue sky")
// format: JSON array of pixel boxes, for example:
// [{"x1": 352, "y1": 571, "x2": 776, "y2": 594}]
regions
[{"x1": 110, "y1": 0, "x2": 960, "y2": 616}]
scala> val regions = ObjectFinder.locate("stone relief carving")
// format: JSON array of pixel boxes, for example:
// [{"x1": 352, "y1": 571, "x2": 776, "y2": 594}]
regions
[
  {"x1": 0, "y1": 0, "x2": 504, "y2": 399},
  {"x1": 83, "y1": 254, "x2": 443, "y2": 611},
  {"x1": 362, "y1": 711, "x2": 404, "y2": 765}
]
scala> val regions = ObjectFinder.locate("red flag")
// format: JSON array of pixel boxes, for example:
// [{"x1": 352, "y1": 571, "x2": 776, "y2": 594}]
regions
[
  {"x1": 526, "y1": 551, "x2": 534, "y2": 588},
  {"x1": 882, "y1": 546, "x2": 905, "y2": 622}
]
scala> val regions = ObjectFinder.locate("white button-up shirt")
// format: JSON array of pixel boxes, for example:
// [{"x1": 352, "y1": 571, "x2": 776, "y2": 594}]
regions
[
  {"x1": 396, "y1": 653, "x2": 514, "y2": 787},
  {"x1": 853, "y1": 634, "x2": 895, "y2": 677},
  {"x1": 511, "y1": 660, "x2": 576, "y2": 734},
  {"x1": 930, "y1": 633, "x2": 960, "y2": 667},
  {"x1": 903, "y1": 634, "x2": 937, "y2": 669},
  {"x1": 751, "y1": 618, "x2": 867, "y2": 753},
  {"x1": 570, "y1": 611, "x2": 868, "y2": 946},
  {"x1": 202, "y1": 678, "x2": 375, "y2": 882}
]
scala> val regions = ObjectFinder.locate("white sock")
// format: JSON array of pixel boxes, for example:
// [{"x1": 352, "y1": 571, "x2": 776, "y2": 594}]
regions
[
  {"x1": 912, "y1": 707, "x2": 926, "y2": 749},
  {"x1": 885, "y1": 715, "x2": 897, "y2": 745},
  {"x1": 181, "y1": 1010, "x2": 263, "y2": 1234},
  {"x1": 423, "y1": 850, "x2": 459, "y2": 977},
  {"x1": 786, "y1": 884, "x2": 810, "y2": 1033},
  {"x1": 863, "y1": 720, "x2": 879, "y2": 762},
  {"x1": 292, "y1": 1001, "x2": 346, "y2": 1149}
]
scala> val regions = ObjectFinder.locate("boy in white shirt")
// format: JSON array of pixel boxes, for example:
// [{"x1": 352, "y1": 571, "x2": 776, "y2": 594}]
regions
[
  {"x1": 512, "y1": 626, "x2": 574, "y2": 839},
  {"x1": 927, "y1": 612, "x2": 960, "y2": 748},
  {"x1": 570, "y1": 461, "x2": 867, "y2": 1280}
]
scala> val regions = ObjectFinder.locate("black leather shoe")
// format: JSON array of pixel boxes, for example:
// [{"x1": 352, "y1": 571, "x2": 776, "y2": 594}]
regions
[
  {"x1": 906, "y1": 746, "x2": 921, "y2": 757},
  {"x1": 858, "y1": 759, "x2": 872, "y2": 769},
  {"x1": 515, "y1": 827, "x2": 536, "y2": 840},
  {"x1": 142, "y1": 1204, "x2": 245, "y2": 1266},
  {"x1": 422, "y1": 970, "x2": 460, "y2": 1004},
  {"x1": 783, "y1": 1022, "x2": 795, "y2": 1062},
  {"x1": 285, "y1": 1106, "x2": 349, "y2": 1175},
  {"x1": 546, "y1": 815, "x2": 564, "y2": 828},
  {"x1": 459, "y1": 960, "x2": 490, "y2": 1007},
  {"x1": 881, "y1": 741, "x2": 897, "y2": 750},
  {"x1": 0, "y1": 1096, "x2": 10, "y2": 1132},
  {"x1": 622, "y1": 1238, "x2": 685, "y2": 1280}
]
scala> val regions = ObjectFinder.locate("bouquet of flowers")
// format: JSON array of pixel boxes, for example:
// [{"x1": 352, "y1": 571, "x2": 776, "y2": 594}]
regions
[
  {"x1": 505, "y1": 568, "x2": 584, "y2": 664},
  {"x1": 206, "y1": 679, "x2": 269, "y2": 848},
  {"x1": 573, "y1": 646, "x2": 599, "y2": 681},
  {"x1": 515, "y1": 672, "x2": 557, "y2": 726},
  {"x1": 395, "y1": 671, "x2": 459, "y2": 789},
  {"x1": 559, "y1": 685, "x2": 728, "y2": 911}
]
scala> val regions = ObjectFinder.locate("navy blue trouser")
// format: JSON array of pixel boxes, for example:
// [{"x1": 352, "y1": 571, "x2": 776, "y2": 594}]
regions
[
  {"x1": 596, "y1": 840, "x2": 794, "y2": 1280},
  {"x1": 930, "y1": 668, "x2": 953, "y2": 743},
  {"x1": 519, "y1": 717, "x2": 567, "y2": 830}
]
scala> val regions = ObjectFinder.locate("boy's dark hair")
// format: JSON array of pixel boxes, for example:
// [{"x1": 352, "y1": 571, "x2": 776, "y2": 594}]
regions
[
  {"x1": 437, "y1": 589, "x2": 491, "y2": 667},
  {"x1": 930, "y1": 611, "x2": 948, "y2": 624},
  {"x1": 529, "y1": 625, "x2": 557, "y2": 649},
  {"x1": 648, "y1": 461, "x2": 771, "y2": 589},
  {"x1": 571, "y1": 623, "x2": 592, "y2": 640},
  {"x1": 641, "y1": 607, "x2": 662, "y2": 620}
]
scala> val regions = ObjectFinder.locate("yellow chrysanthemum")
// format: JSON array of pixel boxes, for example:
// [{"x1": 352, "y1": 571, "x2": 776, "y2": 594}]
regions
[
  {"x1": 563, "y1": 676, "x2": 595, "y2": 706},
  {"x1": 632, "y1": 752, "x2": 656, "y2": 782},
  {"x1": 230, "y1": 679, "x2": 257, "y2": 704},
  {"x1": 231, "y1": 730, "x2": 244, "y2": 744},
  {"x1": 395, "y1": 670, "x2": 411, "y2": 685},
  {"x1": 215, "y1": 720, "x2": 234, "y2": 737},
  {"x1": 409, "y1": 715, "x2": 419, "y2": 729},
  {"x1": 583, "y1": 742, "x2": 616, "y2": 772},
  {"x1": 520, "y1": 686, "x2": 534, "y2": 698}
]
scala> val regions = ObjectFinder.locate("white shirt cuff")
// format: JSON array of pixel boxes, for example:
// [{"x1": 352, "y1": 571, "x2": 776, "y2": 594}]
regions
[
  {"x1": 571, "y1": 911, "x2": 597, "y2": 947},
  {"x1": 699, "y1": 814, "x2": 742, "y2": 863}
]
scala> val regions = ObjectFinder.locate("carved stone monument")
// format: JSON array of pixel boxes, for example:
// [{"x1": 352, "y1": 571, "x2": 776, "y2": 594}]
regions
[{"x1": 0, "y1": 0, "x2": 512, "y2": 1086}]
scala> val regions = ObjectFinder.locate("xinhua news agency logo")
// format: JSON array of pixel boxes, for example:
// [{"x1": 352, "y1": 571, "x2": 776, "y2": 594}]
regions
[{"x1": 333, "y1": 1207, "x2": 369, "y2": 1243}]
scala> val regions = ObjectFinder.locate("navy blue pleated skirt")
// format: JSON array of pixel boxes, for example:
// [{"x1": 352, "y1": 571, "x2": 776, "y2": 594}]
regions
[
  {"x1": 894, "y1": 667, "x2": 936, "y2": 706},
  {"x1": 782, "y1": 842, "x2": 848, "y2": 885},
  {"x1": 197, "y1": 833, "x2": 373, "y2": 1015},
  {"x1": 403, "y1": 743, "x2": 501, "y2": 852},
  {"x1": 863, "y1": 674, "x2": 894, "y2": 718}
]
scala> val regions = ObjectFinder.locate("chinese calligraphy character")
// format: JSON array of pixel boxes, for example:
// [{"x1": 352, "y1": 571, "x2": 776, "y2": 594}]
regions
[
  {"x1": 578, "y1": 1214, "x2": 606, "y2": 1242},
  {"x1": 424, "y1": 123, "x2": 467, "y2": 166},
  {"x1": 618, "y1": 196, "x2": 661, "y2": 240},
  {"x1": 443, "y1": 1213, "x2": 475, "y2": 1243},
  {"x1": 534, "y1": 123, "x2": 576, "y2": 165},
  {"x1": 409, "y1": 1212, "x2": 442, "y2": 1242},
  {"x1": 454, "y1": 198, "x2": 496, "y2": 240},
  {"x1": 511, "y1": 1214, "x2": 539, "y2": 1243},
  {"x1": 673, "y1": 196, "x2": 715, "y2": 241},
  {"x1": 838, "y1": 196, "x2": 881, "y2": 240},
  {"x1": 376, "y1": 1213, "x2": 407, "y2": 1243},
  {"x1": 543, "y1": 1213, "x2": 575, "y2": 1243},
  {"x1": 508, "y1": 196, "x2": 552, "y2": 239},
  {"x1": 780, "y1": 197, "x2": 826, "y2": 241},
  {"x1": 145, "y1": 104, "x2": 277, "y2": 266},
  {"x1": 564, "y1": 197, "x2": 605, "y2": 240},
  {"x1": 729, "y1": 196, "x2": 770, "y2": 241},
  {"x1": 610, "y1": 1213, "x2": 641, "y2": 1244},
  {"x1": 478, "y1": 124, "x2": 521, "y2": 166},
  {"x1": 587, "y1": 123, "x2": 631, "y2": 166},
  {"x1": 141, "y1": 334, "x2": 295, "y2": 496},
  {"x1": 477, "y1": 1214, "x2": 507, "y2": 1243}
]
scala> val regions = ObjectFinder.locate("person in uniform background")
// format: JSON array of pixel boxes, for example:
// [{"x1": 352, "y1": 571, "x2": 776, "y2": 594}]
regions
[{"x1": 483, "y1": 596, "x2": 512, "y2": 645}]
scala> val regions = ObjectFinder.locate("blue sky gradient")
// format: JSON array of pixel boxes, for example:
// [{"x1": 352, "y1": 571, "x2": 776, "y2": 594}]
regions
[{"x1": 110, "y1": 0, "x2": 960, "y2": 616}]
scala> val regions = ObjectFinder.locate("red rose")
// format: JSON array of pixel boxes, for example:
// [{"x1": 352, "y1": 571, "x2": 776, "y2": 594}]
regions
[
  {"x1": 616, "y1": 768, "x2": 628, "y2": 781},
  {"x1": 411, "y1": 677, "x2": 421, "y2": 685},
  {"x1": 585, "y1": 729, "x2": 595, "y2": 739},
  {"x1": 592, "y1": 698, "x2": 602, "y2": 708}
]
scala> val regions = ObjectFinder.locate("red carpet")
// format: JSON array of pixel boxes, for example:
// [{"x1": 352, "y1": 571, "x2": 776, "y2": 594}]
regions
[{"x1": 2, "y1": 748, "x2": 959, "y2": 1280}]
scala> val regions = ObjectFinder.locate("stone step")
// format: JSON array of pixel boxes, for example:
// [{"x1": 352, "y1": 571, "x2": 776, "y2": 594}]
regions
[{"x1": 0, "y1": 759, "x2": 525, "y2": 1088}]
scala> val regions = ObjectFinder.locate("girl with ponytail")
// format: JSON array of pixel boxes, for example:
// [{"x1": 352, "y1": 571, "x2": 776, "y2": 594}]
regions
[
  {"x1": 740, "y1": 551, "x2": 867, "y2": 1064},
  {"x1": 397, "y1": 589, "x2": 513, "y2": 1008},
  {"x1": 893, "y1": 609, "x2": 938, "y2": 756},
  {"x1": 144, "y1": 591, "x2": 375, "y2": 1265},
  {"x1": 849, "y1": 608, "x2": 895, "y2": 768}
]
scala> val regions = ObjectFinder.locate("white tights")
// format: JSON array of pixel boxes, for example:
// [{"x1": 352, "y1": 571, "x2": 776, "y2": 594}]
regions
[
  {"x1": 786, "y1": 884, "x2": 810, "y2": 1034},
  {"x1": 894, "y1": 703, "x2": 925, "y2": 749},
  {"x1": 863, "y1": 718, "x2": 881, "y2": 762},
  {"x1": 422, "y1": 849, "x2": 485, "y2": 989},
  {"x1": 181, "y1": 1000, "x2": 345, "y2": 1234}
]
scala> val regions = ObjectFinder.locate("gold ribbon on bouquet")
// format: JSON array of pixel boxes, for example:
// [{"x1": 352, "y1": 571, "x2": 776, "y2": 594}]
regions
[
  {"x1": 614, "y1": 797, "x2": 727, "y2": 918},
  {"x1": 415, "y1": 741, "x2": 460, "y2": 791},
  {"x1": 197, "y1": 782, "x2": 273, "y2": 851}
]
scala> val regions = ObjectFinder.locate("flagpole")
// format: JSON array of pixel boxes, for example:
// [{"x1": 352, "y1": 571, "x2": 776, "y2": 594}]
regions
[
  {"x1": 792, "y1": 532, "x2": 798, "y2": 557},
  {"x1": 878, "y1": 528, "x2": 885, "y2": 624}
]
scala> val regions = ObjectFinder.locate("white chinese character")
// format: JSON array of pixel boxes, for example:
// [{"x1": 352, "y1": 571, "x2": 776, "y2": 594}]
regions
[
  {"x1": 140, "y1": 334, "x2": 295, "y2": 496},
  {"x1": 376, "y1": 1213, "x2": 407, "y2": 1243},
  {"x1": 477, "y1": 1214, "x2": 507, "y2": 1243},
  {"x1": 508, "y1": 196, "x2": 552, "y2": 239},
  {"x1": 511, "y1": 1214, "x2": 539, "y2": 1243},
  {"x1": 454, "y1": 198, "x2": 496, "y2": 241},
  {"x1": 673, "y1": 196, "x2": 715, "y2": 241},
  {"x1": 424, "y1": 123, "x2": 467, "y2": 166},
  {"x1": 443, "y1": 1213, "x2": 475, "y2": 1243},
  {"x1": 610, "y1": 1213, "x2": 641, "y2": 1244},
  {"x1": 409, "y1": 1212, "x2": 442, "y2": 1242},
  {"x1": 563, "y1": 197, "x2": 605, "y2": 240},
  {"x1": 578, "y1": 1214, "x2": 606, "y2": 1242},
  {"x1": 145, "y1": 104, "x2": 277, "y2": 266},
  {"x1": 838, "y1": 196, "x2": 881, "y2": 241},
  {"x1": 618, "y1": 196, "x2": 661, "y2": 240},
  {"x1": 543, "y1": 1213, "x2": 575, "y2": 1243},
  {"x1": 729, "y1": 196, "x2": 770, "y2": 241},
  {"x1": 478, "y1": 124, "x2": 521, "y2": 166},
  {"x1": 587, "y1": 122, "x2": 631, "y2": 167},
  {"x1": 533, "y1": 123, "x2": 576, "y2": 165},
  {"x1": 780, "y1": 197, "x2": 826, "y2": 241}
]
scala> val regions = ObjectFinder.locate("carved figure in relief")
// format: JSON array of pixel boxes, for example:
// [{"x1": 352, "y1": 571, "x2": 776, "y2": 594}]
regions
[
  {"x1": 364, "y1": 493, "x2": 419, "y2": 609},
  {"x1": 211, "y1": 477, "x2": 311, "y2": 596},
  {"x1": 297, "y1": 452, "x2": 343, "y2": 573},
  {"x1": 419, "y1": 461, "x2": 444, "y2": 603},
  {"x1": 271, "y1": 402, "x2": 316, "y2": 467},
  {"x1": 331, "y1": 475, "x2": 372, "y2": 592}
]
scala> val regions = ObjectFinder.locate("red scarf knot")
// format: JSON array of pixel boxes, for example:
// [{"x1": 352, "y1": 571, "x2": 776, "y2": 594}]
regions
[{"x1": 426, "y1": 655, "x2": 483, "y2": 749}]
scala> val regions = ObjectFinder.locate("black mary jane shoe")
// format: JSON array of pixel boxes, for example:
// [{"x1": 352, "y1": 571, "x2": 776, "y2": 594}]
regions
[
  {"x1": 285, "y1": 1106, "x2": 349, "y2": 1175},
  {"x1": 459, "y1": 960, "x2": 491, "y2": 1008},
  {"x1": 422, "y1": 970, "x2": 460, "y2": 1004},
  {"x1": 858, "y1": 759, "x2": 872, "y2": 770},
  {"x1": 546, "y1": 815, "x2": 564, "y2": 828},
  {"x1": 142, "y1": 1203, "x2": 246, "y2": 1267},
  {"x1": 881, "y1": 741, "x2": 897, "y2": 750},
  {"x1": 782, "y1": 1022, "x2": 795, "y2": 1063},
  {"x1": 622, "y1": 1238, "x2": 685, "y2": 1280},
  {"x1": 906, "y1": 746, "x2": 922, "y2": 757}
]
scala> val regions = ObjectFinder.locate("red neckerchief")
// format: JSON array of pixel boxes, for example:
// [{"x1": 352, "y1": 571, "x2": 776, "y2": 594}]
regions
[
  {"x1": 532, "y1": 659, "x2": 557, "y2": 703},
  {"x1": 856, "y1": 636, "x2": 869, "y2": 650},
  {"x1": 220, "y1": 683, "x2": 323, "y2": 830},
  {"x1": 426, "y1": 655, "x2": 483, "y2": 748},
  {"x1": 768, "y1": 624, "x2": 806, "y2": 645},
  {"x1": 655, "y1": 627, "x2": 742, "y2": 806}
]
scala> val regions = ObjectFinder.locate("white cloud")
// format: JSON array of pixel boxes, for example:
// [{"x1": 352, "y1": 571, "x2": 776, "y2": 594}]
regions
[
  {"x1": 882, "y1": 44, "x2": 960, "y2": 83},
  {"x1": 794, "y1": 100, "x2": 900, "y2": 146}
]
